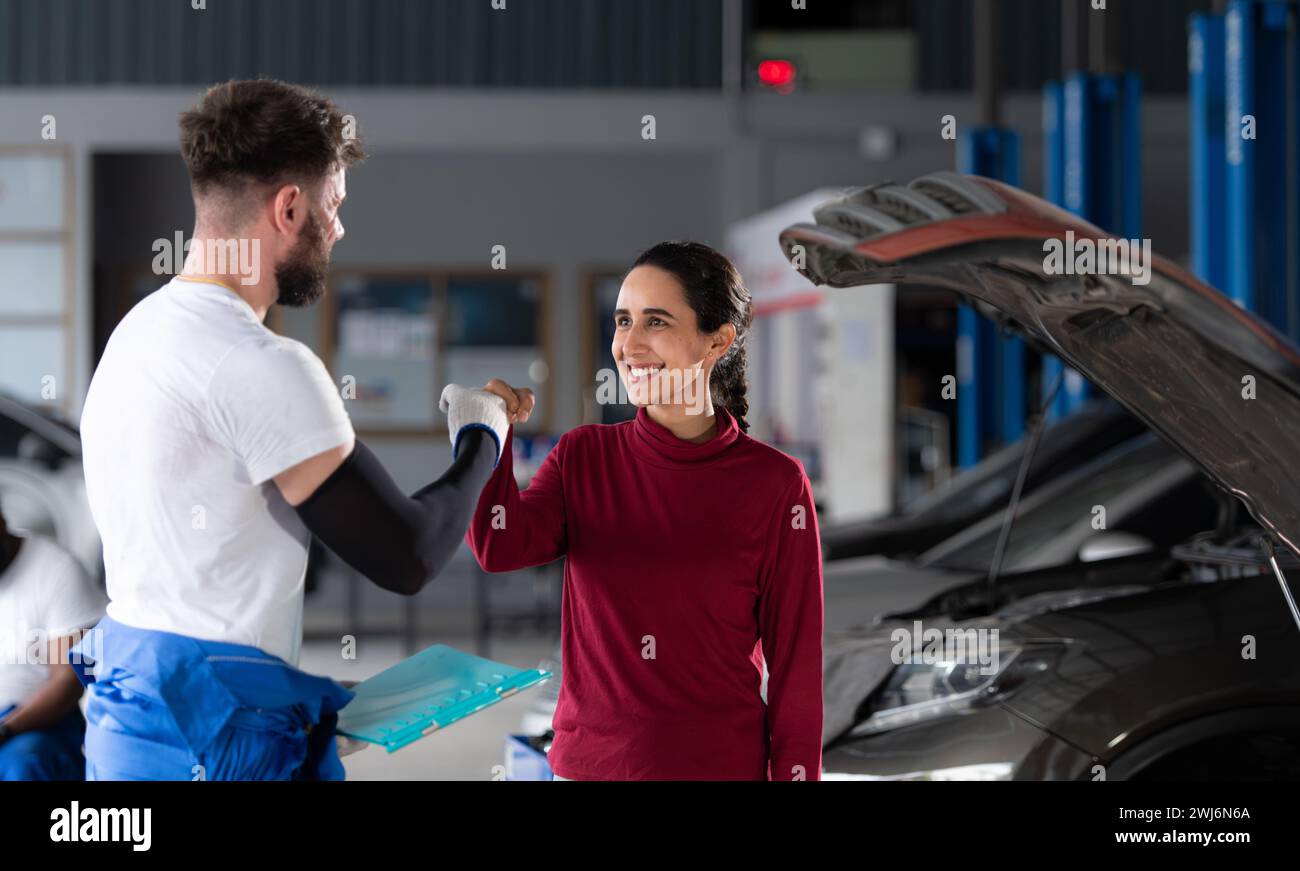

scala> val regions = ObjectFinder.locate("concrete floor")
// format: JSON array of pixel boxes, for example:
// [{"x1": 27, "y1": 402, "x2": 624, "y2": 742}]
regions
[{"x1": 299, "y1": 634, "x2": 554, "y2": 781}]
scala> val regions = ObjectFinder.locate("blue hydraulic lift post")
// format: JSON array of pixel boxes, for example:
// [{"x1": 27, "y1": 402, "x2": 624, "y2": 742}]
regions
[
  {"x1": 1225, "y1": 0, "x2": 1300, "y2": 341},
  {"x1": 1226, "y1": 1, "x2": 1259, "y2": 314},
  {"x1": 1040, "y1": 79, "x2": 1078, "y2": 421},
  {"x1": 1042, "y1": 73, "x2": 1144, "y2": 419},
  {"x1": 954, "y1": 305, "x2": 982, "y2": 470},
  {"x1": 1190, "y1": 12, "x2": 1228, "y2": 291},
  {"x1": 955, "y1": 0, "x2": 1024, "y2": 468},
  {"x1": 959, "y1": 129, "x2": 1024, "y2": 458},
  {"x1": 1042, "y1": 1, "x2": 1143, "y2": 420}
]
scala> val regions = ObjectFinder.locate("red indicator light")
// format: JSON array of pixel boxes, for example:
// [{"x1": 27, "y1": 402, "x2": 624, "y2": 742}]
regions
[{"x1": 757, "y1": 59, "x2": 796, "y2": 91}]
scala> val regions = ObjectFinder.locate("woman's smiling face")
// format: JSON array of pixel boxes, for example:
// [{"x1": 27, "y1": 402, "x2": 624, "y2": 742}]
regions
[{"x1": 613, "y1": 264, "x2": 721, "y2": 409}]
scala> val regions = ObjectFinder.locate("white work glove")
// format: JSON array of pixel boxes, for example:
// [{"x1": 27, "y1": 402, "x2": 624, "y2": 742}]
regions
[{"x1": 439, "y1": 384, "x2": 510, "y2": 466}]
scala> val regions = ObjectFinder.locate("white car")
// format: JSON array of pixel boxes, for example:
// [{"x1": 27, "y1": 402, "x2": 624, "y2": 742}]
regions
[{"x1": 0, "y1": 395, "x2": 102, "y2": 582}]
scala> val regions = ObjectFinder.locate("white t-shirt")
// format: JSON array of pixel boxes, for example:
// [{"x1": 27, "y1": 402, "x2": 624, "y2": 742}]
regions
[
  {"x1": 79, "y1": 277, "x2": 354, "y2": 665},
  {"x1": 0, "y1": 532, "x2": 107, "y2": 712}
]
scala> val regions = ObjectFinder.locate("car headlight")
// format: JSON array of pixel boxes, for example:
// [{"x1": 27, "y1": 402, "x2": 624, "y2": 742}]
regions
[{"x1": 848, "y1": 642, "x2": 1062, "y2": 738}]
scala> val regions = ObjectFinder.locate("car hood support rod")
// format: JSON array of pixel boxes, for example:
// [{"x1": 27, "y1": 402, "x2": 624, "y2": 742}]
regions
[{"x1": 1261, "y1": 537, "x2": 1300, "y2": 634}]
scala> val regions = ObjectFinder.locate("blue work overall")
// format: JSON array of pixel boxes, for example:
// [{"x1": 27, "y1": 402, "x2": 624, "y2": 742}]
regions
[{"x1": 69, "y1": 616, "x2": 354, "y2": 781}]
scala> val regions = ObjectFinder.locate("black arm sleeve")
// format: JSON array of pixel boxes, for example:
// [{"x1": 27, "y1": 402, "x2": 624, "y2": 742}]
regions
[{"x1": 293, "y1": 430, "x2": 497, "y2": 596}]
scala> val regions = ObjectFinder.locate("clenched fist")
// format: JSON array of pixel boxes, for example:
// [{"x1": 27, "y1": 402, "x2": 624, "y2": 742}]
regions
[{"x1": 481, "y1": 378, "x2": 535, "y2": 425}]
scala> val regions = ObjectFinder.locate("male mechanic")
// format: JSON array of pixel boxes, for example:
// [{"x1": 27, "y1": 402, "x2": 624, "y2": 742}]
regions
[{"x1": 76, "y1": 79, "x2": 533, "y2": 780}]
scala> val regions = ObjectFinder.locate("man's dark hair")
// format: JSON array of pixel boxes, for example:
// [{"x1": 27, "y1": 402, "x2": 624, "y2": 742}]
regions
[{"x1": 179, "y1": 79, "x2": 365, "y2": 195}]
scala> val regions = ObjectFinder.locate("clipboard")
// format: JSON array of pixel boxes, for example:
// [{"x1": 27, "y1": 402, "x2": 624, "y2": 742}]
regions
[{"x1": 335, "y1": 643, "x2": 552, "y2": 752}]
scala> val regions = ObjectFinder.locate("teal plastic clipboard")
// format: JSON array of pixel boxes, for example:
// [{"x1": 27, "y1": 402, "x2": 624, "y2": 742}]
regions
[{"x1": 335, "y1": 644, "x2": 552, "y2": 752}]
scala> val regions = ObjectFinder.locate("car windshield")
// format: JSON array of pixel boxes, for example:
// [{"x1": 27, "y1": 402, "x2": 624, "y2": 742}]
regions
[
  {"x1": 896, "y1": 403, "x2": 1134, "y2": 521},
  {"x1": 918, "y1": 435, "x2": 1181, "y2": 574}
]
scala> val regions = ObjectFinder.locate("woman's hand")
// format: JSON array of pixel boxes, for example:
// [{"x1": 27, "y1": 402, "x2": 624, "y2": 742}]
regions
[{"x1": 483, "y1": 378, "x2": 536, "y2": 424}]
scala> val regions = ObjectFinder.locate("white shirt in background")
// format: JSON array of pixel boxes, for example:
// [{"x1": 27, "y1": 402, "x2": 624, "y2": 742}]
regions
[{"x1": 0, "y1": 531, "x2": 106, "y2": 712}]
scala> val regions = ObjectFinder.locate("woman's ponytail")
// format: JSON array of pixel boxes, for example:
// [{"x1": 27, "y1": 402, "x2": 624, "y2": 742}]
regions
[{"x1": 711, "y1": 334, "x2": 750, "y2": 434}]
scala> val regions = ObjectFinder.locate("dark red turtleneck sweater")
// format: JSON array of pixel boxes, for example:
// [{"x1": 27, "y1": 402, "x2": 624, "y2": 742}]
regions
[{"x1": 465, "y1": 406, "x2": 824, "y2": 781}]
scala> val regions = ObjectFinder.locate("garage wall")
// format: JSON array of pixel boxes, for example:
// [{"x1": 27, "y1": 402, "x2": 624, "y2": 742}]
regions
[
  {"x1": 5, "y1": 88, "x2": 1194, "y2": 493},
  {"x1": 92, "y1": 148, "x2": 723, "y2": 489}
]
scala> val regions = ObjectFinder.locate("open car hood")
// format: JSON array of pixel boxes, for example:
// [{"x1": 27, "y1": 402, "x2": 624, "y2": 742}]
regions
[{"x1": 780, "y1": 172, "x2": 1300, "y2": 559}]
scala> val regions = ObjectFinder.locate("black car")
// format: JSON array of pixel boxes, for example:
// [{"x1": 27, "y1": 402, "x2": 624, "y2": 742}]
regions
[
  {"x1": 823, "y1": 433, "x2": 1221, "y2": 635},
  {"x1": 820, "y1": 400, "x2": 1145, "y2": 562},
  {"x1": 782, "y1": 172, "x2": 1300, "y2": 780},
  {"x1": 516, "y1": 431, "x2": 1221, "y2": 750}
]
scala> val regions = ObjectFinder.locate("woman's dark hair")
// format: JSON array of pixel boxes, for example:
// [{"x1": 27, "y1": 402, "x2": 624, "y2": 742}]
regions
[{"x1": 629, "y1": 240, "x2": 753, "y2": 433}]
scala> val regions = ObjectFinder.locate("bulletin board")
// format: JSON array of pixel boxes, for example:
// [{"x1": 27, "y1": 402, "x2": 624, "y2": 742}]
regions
[
  {"x1": 324, "y1": 269, "x2": 552, "y2": 435},
  {"x1": 326, "y1": 272, "x2": 439, "y2": 431},
  {"x1": 580, "y1": 270, "x2": 636, "y2": 425}
]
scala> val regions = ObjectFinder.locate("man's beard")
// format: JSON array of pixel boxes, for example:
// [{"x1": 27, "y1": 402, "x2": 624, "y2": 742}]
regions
[{"x1": 275, "y1": 211, "x2": 329, "y2": 308}]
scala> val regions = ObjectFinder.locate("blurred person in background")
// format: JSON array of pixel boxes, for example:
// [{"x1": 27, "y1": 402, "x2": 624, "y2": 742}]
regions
[{"x1": 0, "y1": 495, "x2": 106, "y2": 780}]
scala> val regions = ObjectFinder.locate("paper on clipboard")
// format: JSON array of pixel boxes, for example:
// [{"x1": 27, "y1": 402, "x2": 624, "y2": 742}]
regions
[{"x1": 335, "y1": 643, "x2": 552, "y2": 753}]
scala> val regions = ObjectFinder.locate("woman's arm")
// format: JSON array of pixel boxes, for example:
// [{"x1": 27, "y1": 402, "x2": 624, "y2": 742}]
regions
[
  {"x1": 757, "y1": 468, "x2": 825, "y2": 781},
  {"x1": 465, "y1": 424, "x2": 568, "y2": 572}
]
